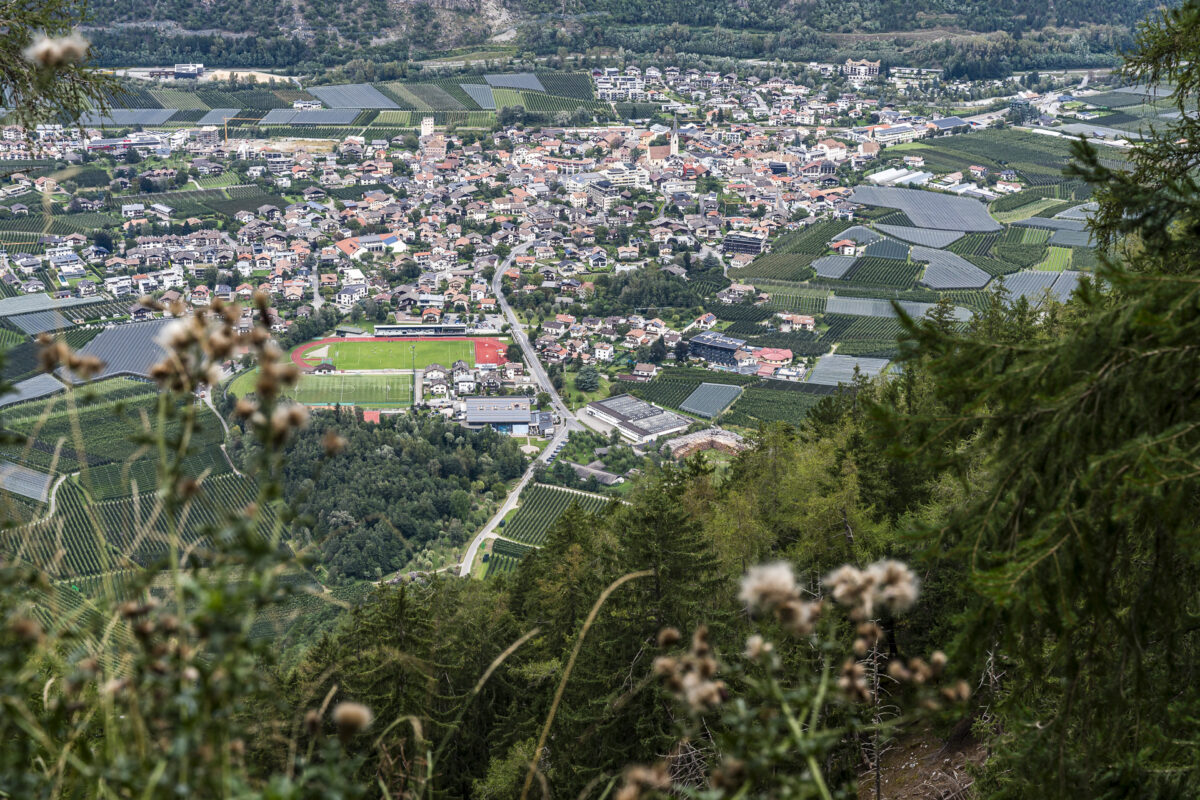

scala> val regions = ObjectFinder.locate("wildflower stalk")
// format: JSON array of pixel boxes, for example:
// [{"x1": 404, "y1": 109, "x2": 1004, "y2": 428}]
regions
[{"x1": 520, "y1": 570, "x2": 653, "y2": 800}]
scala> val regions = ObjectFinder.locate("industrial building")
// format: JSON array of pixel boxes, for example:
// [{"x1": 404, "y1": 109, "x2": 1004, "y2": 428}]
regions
[
  {"x1": 461, "y1": 396, "x2": 533, "y2": 435},
  {"x1": 584, "y1": 394, "x2": 690, "y2": 444}
]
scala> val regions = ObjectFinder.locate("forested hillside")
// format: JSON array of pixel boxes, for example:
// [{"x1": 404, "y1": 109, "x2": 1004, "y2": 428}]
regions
[{"x1": 80, "y1": 0, "x2": 1162, "y2": 71}]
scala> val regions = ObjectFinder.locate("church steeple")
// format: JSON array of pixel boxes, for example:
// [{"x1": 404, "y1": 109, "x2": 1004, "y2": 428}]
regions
[{"x1": 669, "y1": 113, "x2": 679, "y2": 157}]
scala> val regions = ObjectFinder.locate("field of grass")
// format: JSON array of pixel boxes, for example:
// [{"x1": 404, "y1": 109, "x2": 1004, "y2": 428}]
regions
[
  {"x1": 228, "y1": 370, "x2": 413, "y2": 407},
  {"x1": 1037, "y1": 246, "x2": 1074, "y2": 271},
  {"x1": 286, "y1": 373, "x2": 413, "y2": 407},
  {"x1": 315, "y1": 339, "x2": 476, "y2": 370},
  {"x1": 491, "y1": 88, "x2": 526, "y2": 109},
  {"x1": 992, "y1": 197, "x2": 1065, "y2": 223}
]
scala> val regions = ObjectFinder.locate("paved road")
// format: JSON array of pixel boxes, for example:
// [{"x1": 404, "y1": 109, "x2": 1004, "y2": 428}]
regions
[
  {"x1": 457, "y1": 243, "x2": 585, "y2": 576},
  {"x1": 491, "y1": 242, "x2": 585, "y2": 435},
  {"x1": 309, "y1": 269, "x2": 324, "y2": 310}
]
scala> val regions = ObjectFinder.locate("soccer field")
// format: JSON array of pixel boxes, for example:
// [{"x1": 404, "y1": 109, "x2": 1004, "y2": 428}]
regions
[
  {"x1": 285, "y1": 373, "x2": 413, "y2": 406},
  {"x1": 322, "y1": 340, "x2": 476, "y2": 370}
]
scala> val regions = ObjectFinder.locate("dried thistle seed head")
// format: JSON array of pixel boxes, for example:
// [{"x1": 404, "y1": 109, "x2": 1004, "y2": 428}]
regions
[
  {"x1": 681, "y1": 672, "x2": 726, "y2": 712},
  {"x1": 176, "y1": 478, "x2": 200, "y2": 500},
  {"x1": 887, "y1": 659, "x2": 912, "y2": 682},
  {"x1": 930, "y1": 650, "x2": 947, "y2": 673},
  {"x1": 156, "y1": 319, "x2": 194, "y2": 351},
  {"x1": 656, "y1": 627, "x2": 681, "y2": 648},
  {"x1": 838, "y1": 658, "x2": 872, "y2": 702},
  {"x1": 119, "y1": 601, "x2": 153, "y2": 619},
  {"x1": 23, "y1": 33, "x2": 90, "y2": 67},
  {"x1": 253, "y1": 291, "x2": 271, "y2": 315},
  {"x1": 207, "y1": 329, "x2": 234, "y2": 359},
  {"x1": 286, "y1": 405, "x2": 310, "y2": 430},
  {"x1": 624, "y1": 763, "x2": 671, "y2": 792},
  {"x1": 256, "y1": 372, "x2": 280, "y2": 400},
  {"x1": 777, "y1": 598, "x2": 820, "y2": 636},
  {"x1": 652, "y1": 656, "x2": 677, "y2": 677},
  {"x1": 322, "y1": 430, "x2": 347, "y2": 457},
  {"x1": 71, "y1": 354, "x2": 105, "y2": 380},
  {"x1": 857, "y1": 621, "x2": 884, "y2": 643},
  {"x1": 853, "y1": 637, "x2": 869, "y2": 657},
  {"x1": 37, "y1": 338, "x2": 69, "y2": 373},
  {"x1": 149, "y1": 361, "x2": 172, "y2": 385},
  {"x1": 739, "y1": 561, "x2": 798, "y2": 612},
  {"x1": 824, "y1": 564, "x2": 876, "y2": 617},
  {"x1": 9, "y1": 616, "x2": 43, "y2": 643},
  {"x1": 869, "y1": 559, "x2": 919, "y2": 614},
  {"x1": 332, "y1": 702, "x2": 373, "y2": 739},
  {"x1": 744, "y1": 634, "x2": 772, "y2": 661},
  {"x1": 278, "y1": 364, "x2": 301, "y2": 387},
  {"x1": 234, "y1": 397, "x2": 258, "y2": 418},
  {"x1": 138, "y1": 295, "x2": 164, "y2": 311}
]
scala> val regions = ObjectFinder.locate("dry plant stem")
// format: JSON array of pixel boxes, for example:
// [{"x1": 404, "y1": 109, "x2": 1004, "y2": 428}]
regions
[
  {"x1": 520, "y1": 570, "x2": 654, "y2": 800},
  {"x1": 768, "y1": 662, "x2": 834, "y2": 800}
]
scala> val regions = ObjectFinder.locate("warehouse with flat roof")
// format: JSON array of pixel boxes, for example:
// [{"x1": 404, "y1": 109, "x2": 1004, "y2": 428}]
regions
[
  {"x1": 584, "y1": 394, "x2": 690, "y2": 444},
  {"x1": 462, "y1": 396, "x2": 532, "y2": 435}
]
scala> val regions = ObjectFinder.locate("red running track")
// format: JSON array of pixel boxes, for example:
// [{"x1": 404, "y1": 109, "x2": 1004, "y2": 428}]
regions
[{"x1": 291, "y1": 337, "x2": 509, "y2": 369}]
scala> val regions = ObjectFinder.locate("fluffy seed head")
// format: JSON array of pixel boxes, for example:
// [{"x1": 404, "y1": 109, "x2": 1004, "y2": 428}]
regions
[
  {"x1": 738, "y1": 562, "x2": 798, "y2": 612},
  {"x1": 744, "y1": 634, "x2": 772, "y2": 661},
  {"x1": 23, "y1": 33, "x2": 89, "y2": 68},
  {"x1": 332, "y1": 702, "x2": 373, "y2": 738}
]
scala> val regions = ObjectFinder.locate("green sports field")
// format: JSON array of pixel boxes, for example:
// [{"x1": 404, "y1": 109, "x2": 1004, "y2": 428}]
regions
[
  {"x1": 305, "y1": 340, "x2": 476, "y2": 370},
  {"x1": 228, "y1": 371, "x2": 413, "y2": 406}
]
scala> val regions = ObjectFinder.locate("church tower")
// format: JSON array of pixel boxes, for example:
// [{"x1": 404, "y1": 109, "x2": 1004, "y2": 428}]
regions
[{"x1": 669, "y1": 115, "x2": 679, "y2": 157}]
